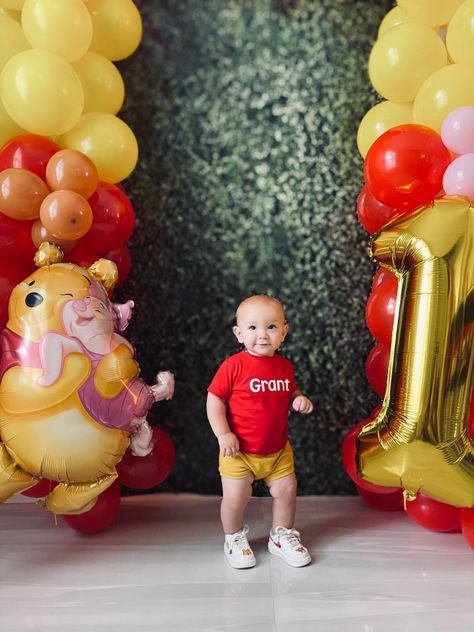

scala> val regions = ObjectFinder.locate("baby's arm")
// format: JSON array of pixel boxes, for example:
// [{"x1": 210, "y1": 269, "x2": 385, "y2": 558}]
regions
[
  {"x1": 206, "y1": 392, "x2": 239, "y2": 457},
  {"x1": 291, "y1": 390, "x2": 314, "y2": 414}
]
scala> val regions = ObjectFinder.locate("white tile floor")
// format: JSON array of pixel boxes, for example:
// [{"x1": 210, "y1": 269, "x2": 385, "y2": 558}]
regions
[{"x1": 2, "y1": 494, "x2": 474, "y2": 631}]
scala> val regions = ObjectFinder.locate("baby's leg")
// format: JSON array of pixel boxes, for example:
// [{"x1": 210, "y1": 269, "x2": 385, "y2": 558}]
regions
[
  {"x1": 267, "y1": 473, "x2": 297, "y2": 529},
  {"x1": 220, "y1": 475, "x2": 253, "y2": 533}
]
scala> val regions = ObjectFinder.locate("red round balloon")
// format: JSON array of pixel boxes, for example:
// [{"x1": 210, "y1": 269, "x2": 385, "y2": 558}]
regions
[
  {"x1": 21, "y1": 478, "x2": 57, "y2": 498},
  {"x1": 80, "y1": 182, "x2": 135, "y2": 252},
  {"x1": 370, "y1": 403, "x2": 382, "y2": 420},
  {"x1": 356, "y1": 486, "x2": 403, "y2": 511},
  {"x1": 372, "y1": 267, "x2": 396, "y2": 291},
  {"x1": 0, "y1": 262, "x2": 29, "y2": 328},
  {"x1": 405, "y1": 494, "x2": 461, "y2": 533},
  {"x1": 63, "y1": 480, "x2": 121, "y2": 534},
  {"x1": 0, "y1": 213, "x2": 36, "y2": 264},
  {"x1": 364, "y1": 124, "x2": 450, "y2": 213},
  {"x1": 0, "y1": 135, "x2": 60, "y2": 181},
  {"x1": 366, "y1": 343, "x2": 389, "y2": 398},
  {"x1": 366, "y1": 275, "x2": 398, "y2": 347},
  {"x1": 341, "y1": 420, "x2": 398, "y2": 494},
  {"x1": 103, "y1": 244, "x2": 131, "y2": 285},
  {"x1": 64, "y1": 242, "x2": 100, "y2": 268},
  {"x1": 357, "y1": 184, "x2": 398, "y2": 234},
  {"x1": 117, "y1": 427, "x2": 175, "y2": 489},
  {"x1": 461, "y1": 507, "x2": 474, "y2": 549}
]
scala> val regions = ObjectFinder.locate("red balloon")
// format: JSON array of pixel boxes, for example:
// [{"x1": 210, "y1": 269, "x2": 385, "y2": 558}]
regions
[
  {"x1": 117, "y1": 427, "x2": 175, "y2": 489},
  {"x1": 64, "y1": 242, "x2": 100, "y2": 268},
  {"x1": 366, "y1": 343, "x2": 389, "y2": 398},
  {"x1": 366, "y1": 275, "x2": 398, "y2": 347},
  {"x1": 461, "y1": 507, "x2": 474, "y2": 549},
  {"x1": 80, "y1": 182, "x2": 135, "y2": 252},
  {"x1": 370, "y1": 403, "x2": 382, "y2": 420},
  {"x1": 372, "y1": 267, "x2": 396, "y2": 291},
  {"x1": 0, "y1": 262, "x2": 29, "y2": 328},
  {"x1": 341, "y1": 420, "x2": 398, "y2": 494},
  {"x1": 405, "y1": 494, "x2": 461, "y2": 532},
  {"x1": 21, "y1": 478, "x2": 57, "y2": 498},
  {"x1": 364, "y1": 124, "x2": 451, "y2": 213},
  {"x1": 0, "y1": 135, "x2": 60, "y2": 181},
  {"x1": 63, "y1": 480, "x2": 121, "y2": 534},
  {"x1": 357, "y1": 184, "x2": 398, "y2": 234},
  {"x1": 0, "y1": 213, "x2": 36, "y2": 264},
  {"x1": 356, "y1": 485, "x2": 404, "y2": 511},
  {"x1": 103, "y1": 244, "x2": 131, "y2": 285}
]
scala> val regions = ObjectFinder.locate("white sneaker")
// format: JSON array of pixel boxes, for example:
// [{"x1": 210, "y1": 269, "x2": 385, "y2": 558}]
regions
[
  {"x1": 268, "y1": 526, "x2": 311, "y2": 567},
  {"x1": 224, "y1": 525, "x2": 256, "y2": 569}
]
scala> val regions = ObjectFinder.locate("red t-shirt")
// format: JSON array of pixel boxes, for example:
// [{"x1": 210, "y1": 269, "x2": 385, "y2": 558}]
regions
[{"x1": 208, "y1": 351, "x2": 298, "y2": 455}]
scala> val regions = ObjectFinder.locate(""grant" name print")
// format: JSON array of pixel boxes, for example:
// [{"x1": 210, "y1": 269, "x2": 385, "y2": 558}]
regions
[{"x1": 249, "y1": 378, "x2": 290, "y2": 393}]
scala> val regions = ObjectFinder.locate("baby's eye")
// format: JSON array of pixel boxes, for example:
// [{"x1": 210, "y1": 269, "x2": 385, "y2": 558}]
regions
[
  {"x1": 248, "y1": 325, "x2": 256, "y2": 330},
  {"x1": 268, "y1": 324, "x2": 277, "y2": 329}
]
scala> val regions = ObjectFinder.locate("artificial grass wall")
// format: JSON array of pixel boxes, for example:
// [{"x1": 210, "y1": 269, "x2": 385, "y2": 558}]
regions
[{"x1": 117, "y1": 0, "x2": 393, "y2": 495}]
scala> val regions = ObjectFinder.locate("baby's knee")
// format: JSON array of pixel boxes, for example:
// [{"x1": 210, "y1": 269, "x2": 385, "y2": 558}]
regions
[{"x1": 269, "y1": 475, "x2": 297, "y2": 499}]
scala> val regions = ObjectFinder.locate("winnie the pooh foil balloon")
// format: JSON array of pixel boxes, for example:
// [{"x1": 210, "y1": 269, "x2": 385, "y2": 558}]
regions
[{"x1": 0, "y1": 243, "x2": 174, "y2": 515}]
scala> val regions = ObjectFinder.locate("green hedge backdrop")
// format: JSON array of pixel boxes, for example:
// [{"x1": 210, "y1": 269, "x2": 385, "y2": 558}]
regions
[{"x1": 116, "y1": 0, "x2": 393, "y2": 495}]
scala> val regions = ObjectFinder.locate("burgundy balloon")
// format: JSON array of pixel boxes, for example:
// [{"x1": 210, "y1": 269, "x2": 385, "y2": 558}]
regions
[
  {"x1": 357, "y1": 184, "x2": 398, "y2": 234},
  {"x1": 356, "y1": 486, "x2": 404, "y2": 511},
  {"x1": 63, "y1": 480, "x2": 121, "y2": 534},
  {"x1": 21, "y1": 478, "x2": 57, "y2": 498},
  {"x1": 117, "y1": 427, "x2": 175, "y2": 489}
]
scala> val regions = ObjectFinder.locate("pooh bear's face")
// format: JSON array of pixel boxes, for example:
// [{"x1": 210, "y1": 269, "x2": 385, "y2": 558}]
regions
[{"x1": 7, "y1": 264, "x2": 95, "y2": 342}]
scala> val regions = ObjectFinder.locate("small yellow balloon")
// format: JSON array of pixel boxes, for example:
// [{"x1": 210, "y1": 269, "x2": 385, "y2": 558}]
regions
[
  {"x1": 397, "y1": 0, "x2": 465, "y2": 26},
  {"x1": 0, "y1": 49, "x2": 84, "y2": 136},
  {"x1": 72, "y1": 52, "x2": 124, "y2": 115},
  {"x1": 87, "y1": 0, "x2": 142, "y2": 61},
  {"x1": 378, "y1": 7, "x2": 412, "y2": 38},
  {"x1": 0, "y1": 97, "x2": 25, "y2": 148},
  {"x1": 369, "y1": 22, "x2": 447, "y2": 102},
  {"x1": 357, "y1": 101, "x2": 413, "y2": 158},
  {"x1": 0, "y1": 14, "x2": 29, "y2": 72},
  {"x1": 21, "y1": 0, "x2": 92, "y2": 62},
  {"x1": 58, "y1": 112, "x2": 138, "y2": 183},
  {"x1": 0, "y1": 0, "x2": 24, "y2": 10},
  {"x1": 447, "y1": 0, "x2": 474, "y2": 67},
  {"x1": 413, "y1": 64, "x2": 474, "y2": 133}
]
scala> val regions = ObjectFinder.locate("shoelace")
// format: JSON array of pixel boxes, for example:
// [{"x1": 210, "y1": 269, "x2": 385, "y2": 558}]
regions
[
  {"x1": 232, "y1": 525, "x2": 250, "y2": 551},
  {"x1": 276, "y1": 527, "x2": 303, "y2": 550}
]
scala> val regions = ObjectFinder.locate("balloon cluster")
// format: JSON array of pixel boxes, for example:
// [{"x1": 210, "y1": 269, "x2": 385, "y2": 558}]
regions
[{"x1": 344, "y1": 0, "x2": 474, "y2": 546}]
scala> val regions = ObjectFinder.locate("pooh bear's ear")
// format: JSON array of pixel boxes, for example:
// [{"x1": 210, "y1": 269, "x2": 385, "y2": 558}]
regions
[
  {"x1": 34, "y1": 242, "x2": 64, "y2": 268},
  {"x1": 88, "y1": 259, "x2": 118, "y2": 292}
]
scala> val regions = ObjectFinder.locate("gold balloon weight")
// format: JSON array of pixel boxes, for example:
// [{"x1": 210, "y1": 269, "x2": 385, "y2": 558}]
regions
[{"x1": 357, "y1": 197, "x2": 474, "y2": 508}]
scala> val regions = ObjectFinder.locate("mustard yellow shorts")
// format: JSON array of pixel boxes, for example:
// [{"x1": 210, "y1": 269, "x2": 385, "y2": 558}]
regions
[{"x1": 219, "y1": 441, "x2": 295, "y2": 483}]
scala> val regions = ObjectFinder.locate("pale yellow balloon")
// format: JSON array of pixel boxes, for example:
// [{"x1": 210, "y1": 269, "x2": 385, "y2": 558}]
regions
[
  {"x1": 369, "y1": 22, "x2": 448, "y2": 102},
  {"x1": 378, "y1": 7, "x2": 412, "y2": 38},
  {"x1": 0, "y1": 7, "x2": 21, "y2": 20},
  {"x1": 0, "y1": 50, "x2": 84, "y2": 136},
  {"x1": 72, "y1": 52, "x2": 124, "y2": 114},
  {"x1": 87, "y1": 0, "x2": 142, "y2": 61},
  {"x1": 357, "y1": 101, "x2": 413, "y2": 158},
  {"x1": 21, "y1": 0, "x2": 92, "y2": 62},
  {"x1": 413, "y1": 64, "x2": 474, "y2": 132},
  {"x1": 0, "y1": 0, "x2": 24, "y2": 10},
  {"x1": 0, "y1": 14, "x2": 29, "y2": 72},
  {"x1": 0, "y1": 97, "x2": 25, "y2": 148},
  {"x1": 58, "y1": 112, "x2": 138, "y2": 183},
  {"x1": 447, "y1": 0, "x2": 474, "y2": 67},
  {"x1": 397, "y1": 0, "x2": 465, "y2": 26}
]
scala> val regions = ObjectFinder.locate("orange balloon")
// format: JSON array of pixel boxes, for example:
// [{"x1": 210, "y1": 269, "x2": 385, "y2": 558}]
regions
[
  {"x1": 45, "y1": 149, "x2": 99, "y2": 199},
  {"x1": 31, "y1": 219, "x2": 77, "y2": 253},
  {"x1": 39, "y1": 190, "x2": 93, "y2": 240},
  {"x1": 0, "y1": 168, "x2": 50, "y2": 220}
]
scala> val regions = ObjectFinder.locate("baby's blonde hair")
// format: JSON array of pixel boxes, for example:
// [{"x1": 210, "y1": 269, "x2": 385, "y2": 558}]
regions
[{"x1": 236, "y1": 294, "x2": 286, "y2": 323}]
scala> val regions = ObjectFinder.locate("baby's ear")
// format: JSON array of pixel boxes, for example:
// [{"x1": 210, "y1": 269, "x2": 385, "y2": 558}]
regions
[
  {"x1": 282, "y1": 323, "x2": 289, "y2": 339},
  {"x1": 232, "y1": 325, "x2": 243, "y2": 343}
]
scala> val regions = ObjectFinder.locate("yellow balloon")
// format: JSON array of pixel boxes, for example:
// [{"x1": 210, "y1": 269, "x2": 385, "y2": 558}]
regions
[
  {"x1": 357, "y1": 101, "x2": 413, "y2": 158},
  {"x1": 446, "y1": 0, "x2": 474, "y2": 67},
  {"x1": 0, "y1": 97, "x2": 25, "y2": 148},
  {"x1": 58, "y1": 112, "x2": 138, "y2": 183},
  {"x1": 0, "y1": 7, "x2": 21, "y2": 20},
  {"x1": 0, "y1": 0, "x2": 24, "y2": 9},
  {"x1": 0, "y1": 14, "x2": 29, "y2": 72},
  {"x1": 0, "y1": 50, "x2": 84, "y2": 136},
  {"x1": 413, "y1": 64, "x2": 474, "y2": 133},
  {"x1": 369, "y1": 22, "x2": 447, "y2": 102},
  {"x1": 72, "y1": 52, "x2": 124, "y2": 115},
  {"x1": 87, "y1": 0, "x2": 142, "y2": 61},
  {"x1": 378, "y1": 7, "x2": 412, "y2": 38},
  {"x1": 397, "y1": 0, "x2": 465, "y2": 26},
  {"x1": 21, "y1": 0, "x2": 92, "y2": 62}
]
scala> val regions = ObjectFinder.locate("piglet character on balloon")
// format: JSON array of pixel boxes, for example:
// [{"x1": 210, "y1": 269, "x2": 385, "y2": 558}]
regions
[{"x1": 0, "y1": 242, "x2": 174, "y2": 515}]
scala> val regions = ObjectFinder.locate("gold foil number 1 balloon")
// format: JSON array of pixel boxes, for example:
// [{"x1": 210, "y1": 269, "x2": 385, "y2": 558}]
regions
[{"x1": 357, "y1": 197, "x2": 474, "y2": 508}]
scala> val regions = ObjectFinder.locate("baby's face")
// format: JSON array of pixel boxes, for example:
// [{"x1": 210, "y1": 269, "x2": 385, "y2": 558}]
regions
[{"x1": 233, "y1": 298, "x2": 288, "y2": 357}]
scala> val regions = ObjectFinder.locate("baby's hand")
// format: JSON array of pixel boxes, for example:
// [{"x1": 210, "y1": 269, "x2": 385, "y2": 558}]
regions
[
  {"x1": 218, "y1": 432, "x2": 239, "y2": 457},
  {"x1": 292, "y1": 395, "x2": 313, "y2": 414}
]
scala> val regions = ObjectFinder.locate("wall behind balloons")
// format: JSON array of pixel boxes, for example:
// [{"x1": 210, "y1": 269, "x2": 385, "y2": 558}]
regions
[{"x1": 110, "y1": 0, "x2": 393, "y2": 495}]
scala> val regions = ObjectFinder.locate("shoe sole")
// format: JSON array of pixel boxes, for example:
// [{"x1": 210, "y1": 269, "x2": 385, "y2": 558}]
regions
[
  {"x1": 225, "y1": 555, "x2": 256, "y2": 569},
  {"x1": 268, "y1": 542, "x2": 311, "y2": 567}
]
